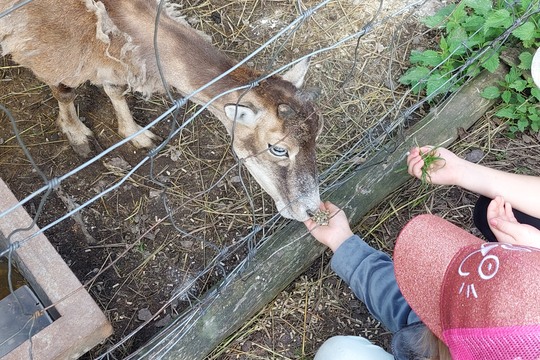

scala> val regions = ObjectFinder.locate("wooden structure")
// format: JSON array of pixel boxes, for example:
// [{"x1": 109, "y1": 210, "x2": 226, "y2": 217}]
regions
[{"x1": 0, "y1": 179, "x2": 112, "y2": 359}]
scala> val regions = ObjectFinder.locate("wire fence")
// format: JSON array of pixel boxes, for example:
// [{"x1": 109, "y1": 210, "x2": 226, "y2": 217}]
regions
[{"x1": 1, "y1": 0, "x2": 539, "y2": 358}]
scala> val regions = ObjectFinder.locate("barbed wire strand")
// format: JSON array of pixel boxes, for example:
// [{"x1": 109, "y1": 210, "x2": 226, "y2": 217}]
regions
[{"x1": 1, "y1": 0, "x2": 537, "y2": 359}]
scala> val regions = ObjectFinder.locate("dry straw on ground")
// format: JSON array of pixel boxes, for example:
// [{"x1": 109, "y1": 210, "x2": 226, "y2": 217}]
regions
[{"x1": 4, "y1": 0, "x2": 536, "y2": 359}]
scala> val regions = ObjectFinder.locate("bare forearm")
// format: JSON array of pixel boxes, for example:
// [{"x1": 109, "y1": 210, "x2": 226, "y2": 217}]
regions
[{"x1": 456, "y1": 160, "x2": 540, "y2": 218}]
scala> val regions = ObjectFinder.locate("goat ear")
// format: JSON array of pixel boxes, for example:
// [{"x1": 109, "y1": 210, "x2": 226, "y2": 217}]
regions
[
  {"x1": 224, "y1": 104, "x2": 258, "y2": 127},
  {"x1": 282, "y1": 57, "x2": 310, "y2": 88}
]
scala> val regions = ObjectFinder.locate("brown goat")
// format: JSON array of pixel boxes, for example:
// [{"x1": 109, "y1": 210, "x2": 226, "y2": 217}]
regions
[{"x1": 0, "y1": 0, "x2": 322, "y2": 221}]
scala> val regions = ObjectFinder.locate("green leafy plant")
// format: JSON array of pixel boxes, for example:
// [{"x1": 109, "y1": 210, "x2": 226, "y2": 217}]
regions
[
  {"x1": 399, "y1": 0, "x2": 540, "y2": 135},
  {"x1": 136, "y1": 241, "x2": 146, "y2": 255},
  {"x1": 418, "y1": 147, "x2": 446, "y2": 185},
  {"x1": 395, "y1": 145, "x2": 445, "y2": 185},
  {"x1": 481, "y1": 53, "x2": 540, "y2": 133}
]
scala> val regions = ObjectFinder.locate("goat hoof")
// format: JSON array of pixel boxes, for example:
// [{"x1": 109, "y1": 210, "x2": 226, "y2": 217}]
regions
[{"x1": 130, "y1": 130, "x2": 159, "y2": 149}]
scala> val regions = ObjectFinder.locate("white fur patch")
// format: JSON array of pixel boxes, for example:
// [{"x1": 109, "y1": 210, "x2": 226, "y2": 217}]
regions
[{"x1": 84, "y1": 0, "x2": 118, "y2": 44}]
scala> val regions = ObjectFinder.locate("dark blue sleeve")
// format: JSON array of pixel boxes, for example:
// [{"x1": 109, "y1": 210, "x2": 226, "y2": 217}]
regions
[{"x1": 330, "y1": 235, "x2": 420, "y2": 333}]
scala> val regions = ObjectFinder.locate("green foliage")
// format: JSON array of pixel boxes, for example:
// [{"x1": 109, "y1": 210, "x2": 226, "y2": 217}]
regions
[
  {"x1": 418, "y1": 147, "x2": 446, "y2": 185},
  {"x1": 482, "y1": 53, "x2": 540, "y2": 133},
  {"x1": 399, "y1": 0, "x2": 540, "y2": 133}
]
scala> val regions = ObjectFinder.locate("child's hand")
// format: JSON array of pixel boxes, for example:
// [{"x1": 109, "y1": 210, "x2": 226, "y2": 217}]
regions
[
  {"x1": 304, "y1": 201, "x2": 354, "y2": 252},
  {"x1": 487, "y1": 196, "x2": 540, "y2": 249},
  {"x1": 406, "y1": 146, "x2": 463, "y2": 186}
]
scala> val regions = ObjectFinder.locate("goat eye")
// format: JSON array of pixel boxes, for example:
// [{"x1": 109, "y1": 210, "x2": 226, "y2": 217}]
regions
[{"x1": 268, "y1": 144, "x2": 288, "y2": 157}]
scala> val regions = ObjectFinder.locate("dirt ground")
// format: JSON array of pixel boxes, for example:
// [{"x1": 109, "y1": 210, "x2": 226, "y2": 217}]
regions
[{"x1": 4, "y1": 0, "x2": 537, "y2": 359}]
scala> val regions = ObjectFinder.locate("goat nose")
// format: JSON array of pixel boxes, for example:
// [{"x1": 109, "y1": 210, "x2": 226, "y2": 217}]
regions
[{"x1": 306, "y1": 209, "x2": 315, "y2": 218}]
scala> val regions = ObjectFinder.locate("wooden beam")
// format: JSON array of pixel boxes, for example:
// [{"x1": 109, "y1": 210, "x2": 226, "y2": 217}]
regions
[
  {"x1": 132, "y1": 67, "x2": 507, "y2": 359},
  {"x1": 0, "y1": 179, "x2": 112, "y2": 359}
]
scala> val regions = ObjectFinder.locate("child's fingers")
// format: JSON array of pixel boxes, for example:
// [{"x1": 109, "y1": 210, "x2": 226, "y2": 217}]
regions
[
  {"x1": 490, "y1": 218, "x2": 522, "y2": 239},
  {"x1": 322, "y1": 200, "x2": 336, "y2": 209},
  {"x1": 406, "y1": 147, "x2": 419, "y2": 160},
  {"x1": 418, "y1": 145, "x2": 435, "y2": 154},
  {"x1": 407, "y1": 147, "x2": 427, "y2": 161},
  {"x1": 498, "y1": 221, "x2": 540, "y2": 249},
  {"x1": 406, "y1": 147, "x2": 421, "y2": 165},
  {"x1": 303, "y1": 218, "x2": 317, "y2": 231},
  {"x1": 321, "y1": 202, "x2": 348, "y2": 224},
  {"x1": 487, "y1": 197, "x2": 496, "y2": 217},
  {"x1": 487, "y1": 197, "x2": 500, "y2": 223},
  {"x1": 408, "y1": 145, "x2": 434, "y2": 155},
  {"x1": 406, "y1": 152, "x2": 421, "y2": 167},
  {"x1": 407, "y1": 146, "x2": 439, "y2": 178},
  {"x1": 494, "y1": 196, "x2": 505, "y2": 216},
  {"x1": 413, "y1": 162, "x2": 425, "y2": 178},
  {"x1": 503, "y1": 200, "x2": 517, "y2": 222},
  {"x1": 407, "y1": 157, "x2": 425, "y2": 178},
  {"x1": 323, "y1": 201, "x2": 340, "y2": 213},
  {"x1": 487, "y1": 197, "x2": 507, "y2": 228},
  {"x1": 408, "y1": 146, "x2": 420, "y2": 156},
  {"x1": 488, "y1": 217, "x2": 515, "y2": 244}
]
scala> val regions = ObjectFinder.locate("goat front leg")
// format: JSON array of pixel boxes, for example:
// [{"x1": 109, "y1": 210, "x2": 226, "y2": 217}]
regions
[
  {"x1": 50, "y1": 84, "x2": 94, "y2": 157},
  {"x1": 103, "y1": 83, "x2": 159, "y2": 149}
]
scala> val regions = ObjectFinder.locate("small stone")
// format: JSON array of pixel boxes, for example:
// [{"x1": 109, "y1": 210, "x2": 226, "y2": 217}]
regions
[
  {"x1": 210, "y1": 11, "x2": 221, "y2": 24},
  {"x1": 154, "y1": 314, "x2": 172, "y2": 327},
  {"x1": 522, "y1": 134, "x2": 533, "y2": 143},
  {"x1": 137, "y1": 308, "x2": 153, "y2": 322},
  {"x1": 241, "y1": 341, "x2": 252, "y2": 352},
  {"x1": 180, "y1": 240, "x2": 194, "y2": 249},
  {"x1": 464, "y1": 149, "x2": 484, "y2": 163},
  {"x1": 104, "y1": 157, "x2": 132, "y2": 171}
]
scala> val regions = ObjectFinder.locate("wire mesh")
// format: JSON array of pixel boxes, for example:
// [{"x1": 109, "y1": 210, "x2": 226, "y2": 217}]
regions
[{"x1": 1, "y1": 0, "x2": 538, "y2": 358}]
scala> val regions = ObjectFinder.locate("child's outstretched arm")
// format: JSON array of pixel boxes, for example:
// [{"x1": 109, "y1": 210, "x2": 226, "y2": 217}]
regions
[
  {"x1": 304, "y1": 202, "x2": 420, "y2": 333},
  {"x1": 407, "y1": 146, "x2": 540, "y2": 219}
]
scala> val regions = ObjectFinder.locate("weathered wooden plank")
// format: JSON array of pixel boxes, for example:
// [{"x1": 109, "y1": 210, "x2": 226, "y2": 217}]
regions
[
  {"x1": 133, "y1": 67, "x2": 507, "y2": 360},
  {"x1": 0, "y1": 179, "x2": 112, "y2": 360}
]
